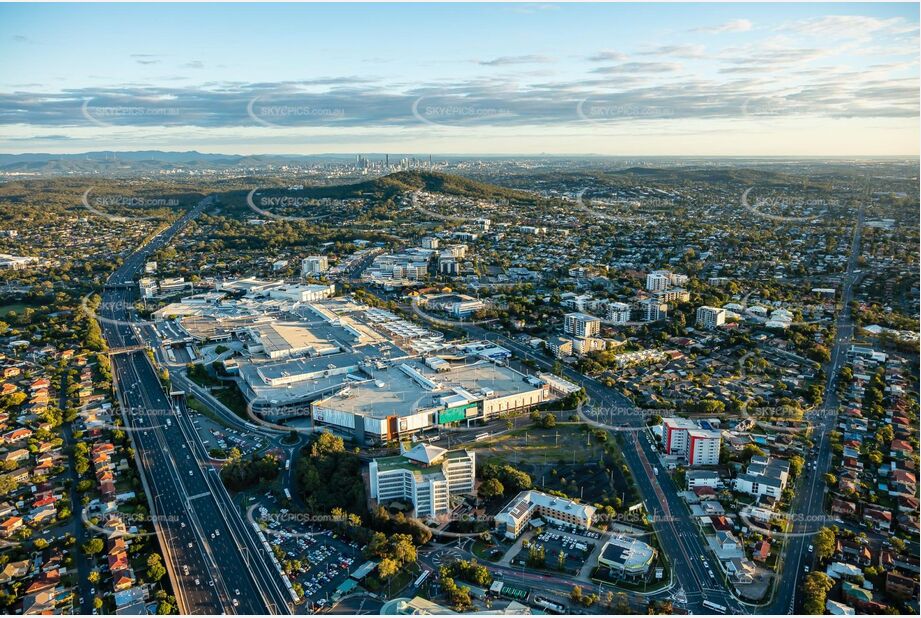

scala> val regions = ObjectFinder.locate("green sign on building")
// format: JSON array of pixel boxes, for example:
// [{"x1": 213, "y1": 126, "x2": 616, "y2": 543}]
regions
[{"x1": 439, "y1": 404, "x2": 475, "y2": 424}]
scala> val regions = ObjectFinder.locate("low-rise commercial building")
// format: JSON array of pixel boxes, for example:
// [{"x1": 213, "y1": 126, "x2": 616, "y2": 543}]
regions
[
  {"x1": 495, "y1": 490, "x2": 595, "y2": 539},
  {"x1": 597, "y1": 536, "x2": 657, "y2": 579}
]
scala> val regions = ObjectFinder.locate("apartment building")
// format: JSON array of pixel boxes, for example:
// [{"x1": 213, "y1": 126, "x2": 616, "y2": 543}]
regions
[
  {"x1": 733, "y1": 455, "x2": 791, "y2": 499},
  {"x1": 696, "y1": 306, "x2": 727, "y2": 329},
  {"x1": 662, "y1": 417, "x2": 721, "y2": 466},
  {"x1": 639, "y1": 298, "x2": 667, "y2": 322},
  {"x1": 369, "y1": 444, "x2": 475, "y2": 518},
  {"x1": 301, "y1": 255, "x2": 329, "y2": 276},
  {"x1": 646, "y1": 271, "x2": 670, "y2": 292},
  {"x1": 687, "y1": 429, "x2": 721, "y2": 466},
  {"x1": 564, "y1": 312, "x2": 601, "y2": 339},
  {"x1": 606, "y1": 301, "x2": 632, "y2": 324}
]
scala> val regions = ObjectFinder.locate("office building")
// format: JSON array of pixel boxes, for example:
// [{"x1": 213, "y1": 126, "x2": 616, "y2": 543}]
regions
[
  {"x1": 369, "y1": 444, "x2": 475, "y2": 517},
  {"x1": 598, "y1": 536, "x2": 657, "y2": 579},
  {"x1": 495, "y1": 490, "x2": 595, "y2": 539}
]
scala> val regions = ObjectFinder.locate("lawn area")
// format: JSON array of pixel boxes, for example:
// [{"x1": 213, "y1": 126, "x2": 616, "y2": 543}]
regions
[
  {"x1": 213, "y1": 385, "x2": 248, "y2": 419},
  {"x1": 0, "y1": 303, "x2": 28, "y2": 317},
  {"x1": 362, "y1": 563, "x2": 420, "y2": 595},
  {"x1": 473, "y1": 423, "x2": 606, "y2": 466},
  {"x1": 471, "y1": 540, "x2": 505, "y2": 562}
]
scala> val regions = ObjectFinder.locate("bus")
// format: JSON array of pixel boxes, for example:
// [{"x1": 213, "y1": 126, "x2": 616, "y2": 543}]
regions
[
  {"x1": 413, "y1": 570, "x2": 431, "y2": 589},
  {"x1": 474, "y1": 432, "x2": 491, "y2": 442},
  {"x1": 702, "y1": 600, "x2": 727, "y2": 614},
  {"x1": 533, "y1": 596, "x2": 565, "y2": 614},
  {"x1": 283, "y1": 488, "x2": 292, "y2": 500}
]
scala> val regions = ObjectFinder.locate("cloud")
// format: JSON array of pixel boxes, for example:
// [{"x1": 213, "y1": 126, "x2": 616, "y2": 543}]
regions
[
  {"x1": 638, "y1": 45, "x2": 706, "y2": 58},
  {"x1": 0, "y1": 66, "x2": 915, "y2": 135},
  {"x1": 784, "y1": 15, "x2": 918, "y2": 41},
  {"x1": 694, "y1": 19, "x2": 753, "y2": 34},
  {"x1": 131, "y1": 54, "x2": 162, "y2": 66},
  {"x1": 478, "y1": 55, "x2": 554, "y2": 66},
  {"x1": 592, "y1": 62, "x2": 683, "y2": 75},
  {"x1": 184, "y1": 61, "x2": 204, "y2": 69},
  {"x1": 587, "y1": 50, "x2": 628, "y2": 62}
]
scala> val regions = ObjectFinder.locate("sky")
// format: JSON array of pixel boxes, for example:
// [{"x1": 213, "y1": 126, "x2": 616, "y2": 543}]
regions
[{"x1": 1, "y1": 2, "x2": 918, "y2": 156}]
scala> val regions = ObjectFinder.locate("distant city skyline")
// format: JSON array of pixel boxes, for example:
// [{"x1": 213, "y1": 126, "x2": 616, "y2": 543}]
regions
[{"x1": 1, "y1": 2, "x2": 918, "y2": 156}]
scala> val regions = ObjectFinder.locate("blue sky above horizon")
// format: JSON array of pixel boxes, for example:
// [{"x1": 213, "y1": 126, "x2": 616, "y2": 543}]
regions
[{"x1": 1, "y1": 2, "x2": 918, "y2": 156}]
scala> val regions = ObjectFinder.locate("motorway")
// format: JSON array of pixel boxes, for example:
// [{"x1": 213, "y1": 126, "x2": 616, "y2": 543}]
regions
[{"x1": 98, "y1": 196, "x2": 292, "y2": 615}]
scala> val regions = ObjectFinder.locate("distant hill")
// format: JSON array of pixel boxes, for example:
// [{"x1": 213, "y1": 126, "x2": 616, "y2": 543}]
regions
[{"x1": 288, "y1": 170, "x2": 539, "y2": 203}]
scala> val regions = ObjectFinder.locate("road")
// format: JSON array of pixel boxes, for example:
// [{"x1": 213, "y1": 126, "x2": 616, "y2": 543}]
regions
[
  {"x1": 415, "y1": 317, "x2": 743, "y2": 614},
  {"x1": 763, "y1": 206, "x2": 864, "y2": 614},
  {"x1": 97, "y1": 196, "x2": 292, "y2": 614}
]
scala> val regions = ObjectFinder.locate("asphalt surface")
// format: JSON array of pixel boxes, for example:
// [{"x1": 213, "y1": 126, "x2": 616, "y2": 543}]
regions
[
  {"x1": 426, "y1": 320, "x2": 743, "y2": 614},
  {"x1": 98, "y1": 196, "x2": 292, "y2": 615},
  {"x1": 763, "y1": 206, "x2": 864, "y2": 614}
]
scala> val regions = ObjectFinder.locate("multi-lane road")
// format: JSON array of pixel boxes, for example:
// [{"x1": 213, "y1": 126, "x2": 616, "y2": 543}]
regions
[
  {"x1": 97, "y1": 197, "x2": 292, "y2": 615},
  {"x1": 765, "y1": 206, "x2": 864, "y2": 614}
]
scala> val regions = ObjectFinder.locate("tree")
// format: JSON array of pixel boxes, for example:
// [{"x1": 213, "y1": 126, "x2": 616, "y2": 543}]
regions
[
  {"x1": 377, "y1": 558, "x2": 398, "y2": 581},
  {"x1": 813, "y1": 527, "x2": 836, "y2": 562},
  {"x1": 83, "y1": 538, "x2": 104, "y2": 555},
  {"x1": 557, "y1": 549, "x2": 566, "y2": 571},
  {"x1": 789, "y1": 455, "x2": 805, "y2": 479},
  {"x1": 479, "y1": 478, "x2": 504, "y2": 499},
  {"x1": 389, "y1": 534, "x2": 417, "y2": 567},
  {"x1": 614, "y1": 591, "x2": 629, "y2": 613},
  {"x1": 570, "y1": 585, "x2": 583, "y2": 604},
  {"x1": 88, "y1": 571, "x2": 101, "y2": 584},
  {"x1": 148, "y1": 562, "x2": 166, "y2": 581},
  {"x1": 801, "y1": 571, "x2": 833, "y2": 614}
]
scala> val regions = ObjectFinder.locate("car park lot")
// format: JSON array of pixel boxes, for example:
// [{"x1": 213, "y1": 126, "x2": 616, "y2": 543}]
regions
[
  {"x1": 260, "y1": 513, "x2": 364, "y2": 612},
  {"x1": 514, "y1": 526, "x2": 598, "y2": 572}
]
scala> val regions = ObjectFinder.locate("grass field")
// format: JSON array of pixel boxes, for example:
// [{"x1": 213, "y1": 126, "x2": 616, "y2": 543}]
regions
[
  {"x1": 0, "y1": 303, "x2": 28, "y2": 317},
  {"x1": 473, "y1": 423, "x2": 637, "y2": 508}
]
